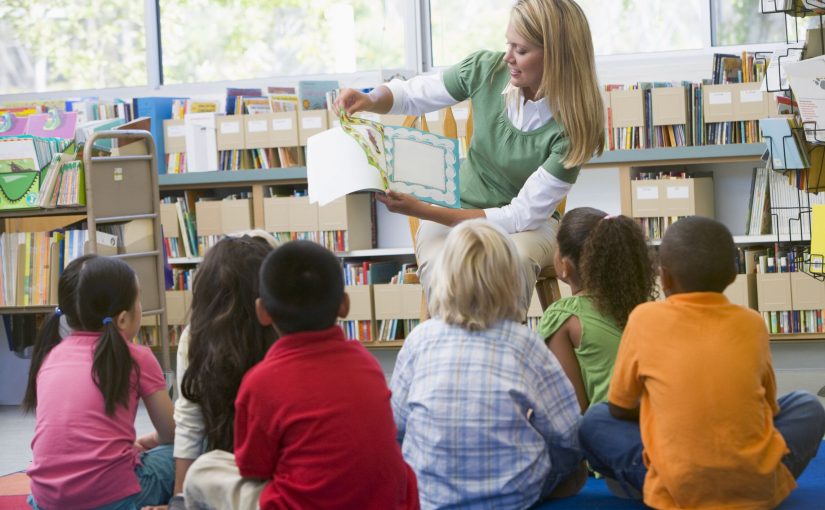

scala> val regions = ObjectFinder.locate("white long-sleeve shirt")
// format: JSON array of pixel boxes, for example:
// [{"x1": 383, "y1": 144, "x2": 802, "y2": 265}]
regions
[
  {"x1": 384, "y1": 74, "x2": 572, "y2": 233},
  {"x1": 172, "y1": 327, "x2": 205, "y2": 459}
]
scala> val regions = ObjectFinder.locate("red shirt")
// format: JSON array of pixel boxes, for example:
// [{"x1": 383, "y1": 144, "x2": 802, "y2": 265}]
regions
[{"x1": 234, "y1": 326, "x2": 419, "y2": 510}]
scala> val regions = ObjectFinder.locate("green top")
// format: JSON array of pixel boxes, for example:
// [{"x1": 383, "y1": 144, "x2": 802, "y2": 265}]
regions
[
  {"x1": 536, "y1": 295, "x2": 622, "y2": 406},
  {"x1": 442, "y1": 50, "x2": 579, "y2": 209}
]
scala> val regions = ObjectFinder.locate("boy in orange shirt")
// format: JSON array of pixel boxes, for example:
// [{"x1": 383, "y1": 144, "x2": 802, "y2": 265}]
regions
[{"x1": 579, "y1": 216, "x2": 825, "y2": 509}]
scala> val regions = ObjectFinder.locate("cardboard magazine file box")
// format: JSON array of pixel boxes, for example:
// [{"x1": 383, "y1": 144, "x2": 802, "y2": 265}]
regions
[
  {"x1": 287, "y1": 196, "x2": 319, "y2": 236},
  {"x1": 244, "y1": 114, "x2": 273, "y2": 150},
  {"x1": 373, "y1": 284, "x2": 404, "y2": 321},
  {"x1": 298, "y1": 110, "x2": 329, "y2": 146},
  {"x1": 263, "y1": 196, "x2": 291, "y2": 234},
  {"x1": 195, "y1": 200, "x2": 223, "y2": 237},
  {"x1": 732, "y1": 83, "x2": 775, "y2": 122},
  {"x1": 651, "y1": 87, "x2": 688, "y2": 126},
  {"x1": 609, "y1": 89, "x2": 645, "y2": 128},
  {"x1": 345, "y1": 284, "x2": 374, "y2": 322},
  {"x1": 703, "y1": 84, "x2": 736, "y2": 123},
  {"x1": 163, "y1": 119, "x2": 186, "y2": 154},
  {"x1": 160, "y1": 202, "x2": 181, "y2": 239},
  {"x1": 269, "y1": 112, "x2": 300, "y2": 148},
  {"x1": 165, "y1": 290, "x2": 187, "y2": 325},
  {"x1": 756, "y1": 273, "x2": 793, "y2": 312},
  {"x1": 723, "y1": 273, "x2": 758, "y2": 309},
  {"x1": 631, "y1": 180, "x2": 664, "y2": 218},
  {"x1": 373, "y1": 284, "x2": 423, "y2": 321},
  {"x1": 120, "y1": 218, "x2": 156, "y2": 254},
  {"x1": 659, "y1": 177, "x2": 715, "y2": 218},
  {"x1": 220, "y1": 199, "x2": 253, "y2": 235},
  {"x1": 317, "y1": 194, "x2": 373, "y2": 252},
  {"x1": 790, "y1": 272, "x2": 825, "y2": 310},
  {"x1": 401, "y1": 284, "x2": 423, "y2": 319},
  {"x1": 215, "y1": 116, "x2": 246, "y2": 151}
]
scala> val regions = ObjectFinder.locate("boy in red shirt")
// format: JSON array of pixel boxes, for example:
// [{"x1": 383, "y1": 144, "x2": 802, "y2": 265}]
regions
[{"x1": 183, "y1": 241, "x2": 419, "y2": 509}]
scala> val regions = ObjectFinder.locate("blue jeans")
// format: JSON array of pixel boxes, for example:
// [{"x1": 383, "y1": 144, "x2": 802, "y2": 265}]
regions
[
  {"x1": 29, "y1": 444, "x2": 174, "y2": 510},
  {"x1": 578, "y1": 391, "x2": 825, "y2": 498}
]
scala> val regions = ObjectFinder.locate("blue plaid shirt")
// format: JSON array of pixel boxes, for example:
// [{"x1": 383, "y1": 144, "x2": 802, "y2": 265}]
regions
[{"x1": 390, "y1": 319, "x2": 582, "y2": 510}]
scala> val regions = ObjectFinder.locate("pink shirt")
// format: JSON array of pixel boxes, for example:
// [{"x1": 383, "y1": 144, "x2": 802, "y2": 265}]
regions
[{"x1": 28, "y1": 331, "x2": 166, "y2": 509}]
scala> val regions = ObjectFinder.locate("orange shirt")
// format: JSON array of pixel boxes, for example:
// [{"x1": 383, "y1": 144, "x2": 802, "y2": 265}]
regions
[{"x1": 609, "y1": 292, "x2": 796, "y2": 510}]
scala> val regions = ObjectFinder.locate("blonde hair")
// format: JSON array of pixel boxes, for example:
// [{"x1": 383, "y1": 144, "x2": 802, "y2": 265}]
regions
[
  {"x1": 510, "y1": 0, "x2": 604, "y2": 167},
  {"x1": 429, "y1": 220, "x2": 525, "y2": 331}
]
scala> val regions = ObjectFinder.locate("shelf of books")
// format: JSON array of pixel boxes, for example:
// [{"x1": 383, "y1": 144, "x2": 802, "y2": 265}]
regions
[
  {"x1": 158, "y1": 167, "x2": 307, "y2": 189},
  {"x1": 586, "y1": 143, "x2": 768, "y2": 168}
]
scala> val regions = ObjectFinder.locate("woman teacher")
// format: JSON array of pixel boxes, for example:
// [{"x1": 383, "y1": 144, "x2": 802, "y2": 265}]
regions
[{"x1": 336, "y1": 0, "x2": 604, "y2": 310}]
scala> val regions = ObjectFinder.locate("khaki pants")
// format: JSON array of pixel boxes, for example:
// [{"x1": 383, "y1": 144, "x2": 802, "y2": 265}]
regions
[
  {"x1": 415, "y1": 218, "x2": 559, "y2": 315},
  {"x1": 183, "y1": 450, "x2": 265, "y2": 510}
]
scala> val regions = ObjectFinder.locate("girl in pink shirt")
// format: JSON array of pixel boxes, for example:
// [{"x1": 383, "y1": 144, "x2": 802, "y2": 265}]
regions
[{"x1": 24, "y1": 256, "x2": 176, "y2": 510}]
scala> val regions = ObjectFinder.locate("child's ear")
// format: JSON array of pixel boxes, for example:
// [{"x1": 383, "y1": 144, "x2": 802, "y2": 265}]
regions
[
  {"x1": 255, "y1": 298, "x2": 273, "y2": 327},
  {"x1": 338, "y1": 292, "x2": 350, "y2": 319},
  {"x1": 659, "y1": 266, "x2": 674, "y2": 297},
  {"x1": 115, "y1": 310, "x2": 130, "y2": 330}
]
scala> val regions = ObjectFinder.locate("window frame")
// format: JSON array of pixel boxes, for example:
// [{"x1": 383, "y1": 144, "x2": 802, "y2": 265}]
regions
[{"x1": 0, "y1": 0, "x2": 797, "y2": 100}]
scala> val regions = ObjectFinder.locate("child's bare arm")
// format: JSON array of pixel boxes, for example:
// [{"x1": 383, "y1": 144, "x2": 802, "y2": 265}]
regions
[
  {"x1": 144, "y1": 389, "x2": 175, "y2": 445},
  {"x1": 546, "y1": 317, "x2": 589, "y2": 413}
]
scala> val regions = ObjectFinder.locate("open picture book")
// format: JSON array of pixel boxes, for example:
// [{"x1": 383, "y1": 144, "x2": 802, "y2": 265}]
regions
[{"x1": 307, "y1": 113, "x2": 460, "y2": 208}]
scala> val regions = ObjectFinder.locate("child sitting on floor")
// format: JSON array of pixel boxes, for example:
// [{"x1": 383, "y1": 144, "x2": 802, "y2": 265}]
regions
[
  {"x1": 579, "y1": 216, "x2": 825, "y2": 509},
  {"x1": 538, "y1": 207, "x2": 656, "y2": 412},
  {"x1": 390, "y1": 219, "x2": 584, "y2": 509},
  {"x1": 183, "y1": 240, "x2": 419, "y2": 510},
  {"x1": 142, "y1": 234, "x2": 277, "y2": 510},
  {"x1": 25, "y1": 256, "x2": 175, "y2": 509}
]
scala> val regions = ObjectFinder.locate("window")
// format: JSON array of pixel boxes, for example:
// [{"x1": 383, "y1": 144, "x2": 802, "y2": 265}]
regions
[
  {"x1": 711, "y1": 1, "x2": 802, "y2": 46},
  {"x1": 0, "y1": 0, "x2": 147, "y2": 94},
  {"x1": 428, "y1": 0, "x2": 705, "y2": 68},
  {"x1": 159, "y1": 0, "x2": 408, "y2": 85}
]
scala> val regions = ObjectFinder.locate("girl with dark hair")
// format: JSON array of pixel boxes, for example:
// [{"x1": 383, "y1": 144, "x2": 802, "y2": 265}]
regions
[
  {"x1": 162, "y1": 234, "x2": 277, "y2": 505},
  {"x1": 537, "y1": 207, "x2": 657, "y2": 412},
  {"x1": 26, "y1": 256, "x2": 175, "y2": 510}
]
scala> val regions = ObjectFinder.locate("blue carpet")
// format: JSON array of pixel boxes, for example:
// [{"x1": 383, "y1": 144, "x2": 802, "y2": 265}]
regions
[{"x1": 534, "y1": 443, "x2": 824, "y2": 509}]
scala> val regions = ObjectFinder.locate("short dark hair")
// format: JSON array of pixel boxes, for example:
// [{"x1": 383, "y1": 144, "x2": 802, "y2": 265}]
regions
[
  {"x1": 659, "y1": 216, "x2": 737, "y2": 293},
  {"x1": 259, "y1": 240, "x2": 344, "y2": 334}
]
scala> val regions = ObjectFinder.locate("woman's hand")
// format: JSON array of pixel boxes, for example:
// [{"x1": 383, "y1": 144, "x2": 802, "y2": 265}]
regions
[
  {"x1": 375, "y1": 190, "x2": 425, "y2": 217},
  {"x1": 334, "y1": 88, "x2": 372, "y2": 116}
]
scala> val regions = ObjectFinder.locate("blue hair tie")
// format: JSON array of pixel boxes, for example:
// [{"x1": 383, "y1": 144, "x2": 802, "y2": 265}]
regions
[
  {"x1": 54, "y1": 306, "x2": 63, "y2": 317},
  {"x1": 102, "y1": 317, "x2": 113, "y2": 325}
]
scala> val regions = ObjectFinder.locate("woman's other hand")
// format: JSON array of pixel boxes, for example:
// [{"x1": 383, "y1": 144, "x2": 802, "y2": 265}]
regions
[
  {"x1": 334, "y1": 89, "x2": 371, "y2": 116},
  {"x1": 375, "y1": 190, "x2": 425, "y2": 217}
]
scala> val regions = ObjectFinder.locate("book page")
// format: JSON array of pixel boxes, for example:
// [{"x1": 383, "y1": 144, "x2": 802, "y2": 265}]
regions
[
  {"x1": 384, "y1": 126, "x2": 460, "y2": 208},
  {"x1": 306, "y1": 127, "x2": 385, "y2": 206}
]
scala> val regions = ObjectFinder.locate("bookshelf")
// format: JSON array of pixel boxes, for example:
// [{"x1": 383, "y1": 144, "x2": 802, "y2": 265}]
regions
[
  {"x1": 157, "y1": 167, "x2": 417, "y2": 350},
  {"x1": 582, "y1": 142, "x2": 825, "y2": 342},
  {"x1": 0, "y1": 130, "x2": 171, "y2": 370}
]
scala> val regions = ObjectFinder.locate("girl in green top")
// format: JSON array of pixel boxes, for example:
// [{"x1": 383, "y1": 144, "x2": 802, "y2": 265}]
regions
[
  {"x1": 538, "y1": 207, "x2": 657, "y2": 412},
  {"x1": 335, "y1": 0, "x2": 605, "y2": 312}
]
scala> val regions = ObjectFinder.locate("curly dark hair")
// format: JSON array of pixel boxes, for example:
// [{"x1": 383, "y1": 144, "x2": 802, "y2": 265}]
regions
[
  {"x1": 559, "y1": 207, "x2": 657, "y2": 328},
  {"x1": 181, "y1": 235, "x2": 277, "y2": 452}
]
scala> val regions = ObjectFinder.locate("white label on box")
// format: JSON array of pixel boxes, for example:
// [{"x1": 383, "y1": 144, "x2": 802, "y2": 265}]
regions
[
  {"x1": 272, "y1": 118, "x2": 293, "y2": 131},
  {"x1": 453, "y1": 107, "x2": 469, "y2": 120},
  {"x1": 636, "y1": 185, "x2": 659, "y2": 200},
  {"x1": 302, "y1": 117, "x2": 323, "y2": 129},
  {"x1": 247, "y1": 119, "x2": 267, "y2": 133},
  {"x1": 666, "y1": 185, "x2": 690, "y2": 199},
  {"x1": 167, "y1": 125, "x2": 185, "y2": 138},
  {"x1": 425, "y1": 111, "x2": 440, "y2": 122},
  {"x1": 220, "y1": 121, "x2": 240, "y2": 134},
  {"x1": 709, "y1": 92, "x2": 732, "y2": 105},
  {"x1": 739, "y1": 89, "x2": 763, "y2": 103},
  {"x1": 359, "y1": 112, "x2": 380, "y2": 122}
]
